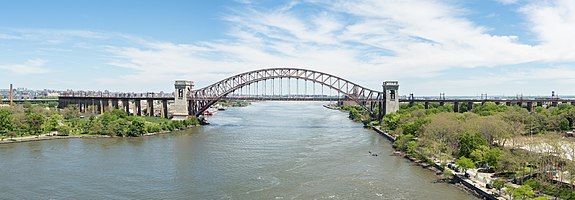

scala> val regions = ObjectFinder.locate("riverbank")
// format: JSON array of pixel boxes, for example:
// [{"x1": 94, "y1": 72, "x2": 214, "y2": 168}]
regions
[
  {"x1": 0, "y1": 124, "x2": 201, "y2": 145},
  {"x1": 0, "y1": 134, "x2": 110, "y2": 144},
  {"x1": 370, "y1": 126, "x2": 500, "y2": 200}
]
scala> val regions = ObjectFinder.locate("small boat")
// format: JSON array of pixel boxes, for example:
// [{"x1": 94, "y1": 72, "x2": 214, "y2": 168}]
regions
[
  {"x1": 217, "y1": 106, "x2": 226, "y2": 111},
  {"x1": 203, "y1": 109, "x2": 218, "y2": 115}
]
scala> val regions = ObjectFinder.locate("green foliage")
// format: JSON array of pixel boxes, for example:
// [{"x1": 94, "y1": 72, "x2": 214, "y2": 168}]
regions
[
  {"x1": 524, "y1": 179, "x2": 575, "y2": 200},
  {"x1": 456, "y1": 156, "x2": 475, "y2": 171},
  {"x1": 382, "y1": 112, "x2": 401, "y2": 130},
  {"x1": 27, "y1": 112, "x2": 45, "y2": 136},
  {"x1": 47, "y1": 102, "x2": 58, "y2": 108},
  {"x1": 57, "y1": 124, "x2": 72, "y2": 136},
  {"x1": 492, "y1": 179, "x2": 505, "y2": 191},
  {"x1": 394, "y1": 134, "x2": 415, "y2": 152},
  {"x1": 145, "y1": 123, "x2": 162, "y2": 133},
  {"x1": 127, "y1": 117, "x2": 146, "y2": 137},
  {"x1": 142, "y1": 116, "x2": 169, "y2": 123},
  {"x1": 472, "y1": 102, "x2": 507, "y2": 116},
  {"x1": 513, "y1": 185, "x2": 535, "y2": 200},
  {"x1": 458, "y1": 132, "x2": 488, "y2": 158},
  {"x1": 43, "y1": 114, "x2": 62, "y2": 132},
  {"x1": 560, "y1": 118, "x2": 570, "y2": 131},
  {"x1": 470, "y1": 145, "x2": 502, "y2": 169},
  {"x1": 0, "y1": 109, "x2": 12, "y2": 135},
  {"x1": 61, "y1": 105, "x2": 81, "y2": 119}
]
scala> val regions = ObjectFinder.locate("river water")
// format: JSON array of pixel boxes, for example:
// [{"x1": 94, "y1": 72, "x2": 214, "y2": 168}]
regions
[{"x1": 0, "y1": 102, "x2": 476, "y2": 199}]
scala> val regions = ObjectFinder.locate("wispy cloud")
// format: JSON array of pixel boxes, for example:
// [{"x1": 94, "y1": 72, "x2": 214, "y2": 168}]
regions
[
  {"x1": 0, "y1": 59, "x2": 50, "y2": 74},
  {"x1": 2, "y1": 0, "x2": 575, "y2": 94}
]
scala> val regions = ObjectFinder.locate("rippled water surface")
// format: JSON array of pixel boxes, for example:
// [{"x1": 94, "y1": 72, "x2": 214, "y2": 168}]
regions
[{"x1": 0, "y1": 102, "x2": 477, "y2": 199}]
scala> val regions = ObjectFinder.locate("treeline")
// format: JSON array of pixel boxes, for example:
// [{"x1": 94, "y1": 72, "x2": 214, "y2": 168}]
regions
[
  {"x1": 343, "y1": 102, "x2": 575, "y2": 199},
  {"x1": 0, "y1": 104, "x2": 199, "y2": 139}
]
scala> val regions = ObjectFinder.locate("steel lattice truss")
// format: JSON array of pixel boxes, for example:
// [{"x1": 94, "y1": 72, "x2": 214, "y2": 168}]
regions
[{"x1": 191, "y1": 68, "x2": 384, "y2": 116}]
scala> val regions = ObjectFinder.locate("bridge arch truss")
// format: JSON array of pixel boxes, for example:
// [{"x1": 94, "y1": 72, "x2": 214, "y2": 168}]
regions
[{"x1": 190, "y1": 68, "x2": 386, "y2": 118}]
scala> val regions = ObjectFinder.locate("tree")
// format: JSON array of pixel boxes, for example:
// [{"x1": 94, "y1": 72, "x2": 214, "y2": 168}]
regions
[
  {"x1": 0, "y1": 109, "x2": 12, "y2": 135},
  {"x1": 492, "y1": 179, "x2": 505, "y2": 192},
  {"x1": 127, "y1": 117, "x2": 146, "y2": 137},
  {"x1": 513, "y1": 185, "x2": 535, "y2": 200},
  {"x1": 459, "y1": 132, "x2": 487, "y2": 158},
  {"x1": 485, "y1": 147, "x2": 503, "y2": 169},
  {"x1": 470, "y1": 145, "x2": 489, "y2": 166},
  {"x1": 57, "y1": 124, "x2": 72, "y2": 136},
  {"x1": 560, "y1": 118, "x2": 570, "y2": 131},
  {"x1": 47, "y1": 102, "x2": 58, "y2": 108},
  {"x1": 382, "y1": 112, "x2": 401, "y2": 130},
  {"x1": 456, "y1": 156, "x2": 475, "y2": 172},
  {"x1": 43, "y1": 114, "x2": 62, "y2": 133},
  {"x1": 61, "y1": 105, "x2": 80, "y2": 119},
  {"x1": 27, "y1": 112, "x2": 45, "y2": 136}
]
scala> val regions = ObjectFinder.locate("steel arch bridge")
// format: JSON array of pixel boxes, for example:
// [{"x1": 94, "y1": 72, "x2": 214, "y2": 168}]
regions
[{"x1": 189, "y1": 68, "x2": 393, "y2": 119}]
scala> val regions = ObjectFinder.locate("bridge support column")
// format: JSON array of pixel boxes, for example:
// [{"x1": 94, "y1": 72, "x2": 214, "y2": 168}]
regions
[
  {"x1": 135, "y1": 100, "x2": 141, "y2": 116},
  {"x1": 571, "y1": 102, "x2": 575, "y2": 106},
  {"x1": 517, "y1": 102, "x2": 523, "y2": 107},
  {"x1": 454, "y1": 102, "x2": 459, "y2": 113},
  {"x1": 112, "y1": 99, "x2": 119, "y2": 110},
  {"x1": 506, "y1": 102, "x2": 511, "y2": 106},
  {"x1": 467, "y1": 102, "x2": 473, "y2": 111},
  {"x1": 424, "y1": 102, "x2": 429, "y2": 109},
  {"x1": 102, "y1": 99, "x2": 109, "y2": 113},
  {"x1": 162, "y1": 100, "x2": 169, "y2": 119},
  {"x1": 148, "y1": 100, "x2": 154, "y2": 117},
  {"x1": 123, "y1": 99, "x2": 130, "y2": 115},
  {"x1": 527, "y1": 102, "x2": 534, "y2": 112},
  {"x1": 537, "y1": 102, "x2": 543, "y2": 107},
  {"x1": 495, "y1": 102, "x2": 501, "y2": 105},
  {"x1": 96, "y1": 99, "x2": 102, "y2": 114},
  {"x1": 83, "y1": 99, "x2": 89, "y2": 113},
  {"x1": 552, "y1": 101, "x2": 558, "y2": 107},
  {"x1": 173, "y1": 80, "x2": 194, "y2": 120},
  {"x1": 439, "y1": 102, "x2": 445, "y2": 106}
]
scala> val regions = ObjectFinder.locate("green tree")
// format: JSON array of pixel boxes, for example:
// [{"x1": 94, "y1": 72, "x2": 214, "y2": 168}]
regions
[
  {"x1": 27, "y1": 112, "x2": 45, "y2": 136},
  {"x1": 88, "y1": 119, "x2": 104, "y2": 135},
  {"x1": 456, "y1": 156, "x2": 476, "y2": 172},
  {"x1": 61, "y1": 105, "x2": 80, "y2": 119},
  {"x1": 127, "y1": 117, "x2": 146, "y2": 137},
  {"x1": 492, "y1": 179, "x2": 505, "y2": 192},
  {"x1": 0, "y1": 109, "x2": 12, "y2": 135},
  {"x1": 57, "y1": 124, "x2": 72, "y2": 136},
  {"x1": 513, "y1": 185, "x2": 535, "y2": 200},
  {"x1": 459, "y1": 132, "x2": 488, "y2": 158},
  {"x1": 43, "y1": 114, "x2": 62, "y2": 133},
  {"x1": 47, "y1": 102, "x2": 58, "y2": 108},
  {"x1": 560, "y1": 118, "x2": 570, "y2": 131},
  {"x1": 382, "y1": 112, "x2": 401, "y2": 130}
]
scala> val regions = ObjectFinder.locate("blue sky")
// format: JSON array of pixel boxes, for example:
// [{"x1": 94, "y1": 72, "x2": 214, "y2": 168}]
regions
[{"x1": 1, "y1": 0, "x2": 575, "y2": 96}]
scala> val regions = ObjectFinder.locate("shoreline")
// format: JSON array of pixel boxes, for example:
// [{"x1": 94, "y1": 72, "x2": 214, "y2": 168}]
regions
[
  {"x1": 0, "y1": 125, "x2": 201, "y2": 145},
  {"x1": 371, "y1": 126, "x2": 498, "y2": 200}
]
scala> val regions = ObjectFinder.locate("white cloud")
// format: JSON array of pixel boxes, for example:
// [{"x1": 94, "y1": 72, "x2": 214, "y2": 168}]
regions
[
  {"x1": 520, "y1": 0, "x2": 575, "y2": 61},
  {"x1": 105, "y1": 0, "x2": 547, "y2": 88},
  {"x1": 0, "y1": 59, "x2": 50, "y2": 74},
  {"x1": 3, "y1": 0, "x2": 575, "y2": 94}
]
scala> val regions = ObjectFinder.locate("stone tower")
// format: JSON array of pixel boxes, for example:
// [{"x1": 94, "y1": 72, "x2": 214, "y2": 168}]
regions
[
  {"x1": 173, "y1": 80, "x2": 194, "y2": 120},
  {"x1": 383, "y1": 81, "x2": 399, "y2": 115}
]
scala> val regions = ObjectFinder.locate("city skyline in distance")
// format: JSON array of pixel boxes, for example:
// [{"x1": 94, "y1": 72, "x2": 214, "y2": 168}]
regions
[{"x1": 1, "y1": 0, "x2": 574, "y2": 96}]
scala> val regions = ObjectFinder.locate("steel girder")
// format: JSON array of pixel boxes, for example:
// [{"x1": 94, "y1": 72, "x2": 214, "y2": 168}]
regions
[{"x1": 191, "y1": 68, "x2": 384, "y2": 116}]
